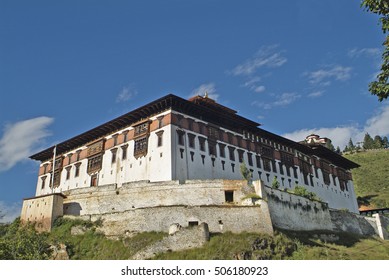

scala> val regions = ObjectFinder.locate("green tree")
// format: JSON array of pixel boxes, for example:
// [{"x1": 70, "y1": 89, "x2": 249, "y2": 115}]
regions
[
  {"x1": 363, "y1": 133, "x2": 375, "y2": 149},
  {"x1": 361, "y1": 0, "x2": 389, "y2": 101},
  {"x1": 0, "y1": 219, "x2": 51, "y2": 260},
  {"x1": 240, "y1": 162, "x2": 252, "y2": 183},
  {"x1": 383, "y1": 136, "x2": 389, "y2": 148},
  {"x1": 348, "y1": 138, "x2": 355, "y2": 151},
  {"x1": 373, "y1": 135, "x2": 384, "y2": 149},
  {"x1": 271, "y1": 177, "x2": 280, "y2": 189}
]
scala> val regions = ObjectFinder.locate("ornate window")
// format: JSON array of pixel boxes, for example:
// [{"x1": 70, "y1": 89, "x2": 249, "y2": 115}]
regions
[
  {"x1": 134, "y1": 122, "x2": 149, "y2": 137},
  {"x1": 87, "y1": 154, "x2": 103, "y2": 174},
  {"x1": 208, "y1": 126, "x2": 219, "y2": 140},
  {"x1": 261, "y1": 146, "x2": 274, "y2": 159},
  {"x1": 263, "y1": 158, "x2": 272, "y2": 172},
  {"x1": 134, "y1": 137, "x2": 148, "y2": 158}
]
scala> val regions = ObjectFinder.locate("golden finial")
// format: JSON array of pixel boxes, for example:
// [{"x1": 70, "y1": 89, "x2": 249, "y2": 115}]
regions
[{"x1": 204, "y1": 91, "x2": 209, "y2": 98}]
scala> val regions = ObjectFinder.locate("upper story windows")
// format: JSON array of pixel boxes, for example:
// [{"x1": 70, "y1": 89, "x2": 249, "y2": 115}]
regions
[{"x1": 134, "y1": 122, "x2": 149, "y2": 137}]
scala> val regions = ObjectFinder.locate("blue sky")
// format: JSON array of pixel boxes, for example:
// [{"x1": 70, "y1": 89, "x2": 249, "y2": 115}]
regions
[{"x1": 1, "y1": 0, "x2": 388, "y2": 222}]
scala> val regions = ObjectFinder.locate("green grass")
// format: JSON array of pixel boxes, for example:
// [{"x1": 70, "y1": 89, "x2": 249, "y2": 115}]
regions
[
  {"x1": 48, "y1": 218, "x2": 167, "y2": 260},
  {"x1": 151, "y1": 230, "x2": 389, "y2": 260},
  {"x1": 344, "y1": 149, "x2": 389, "y2": 208},
  {"x1": 3, "y1": 218, "x2": 388, "y2": 260}
]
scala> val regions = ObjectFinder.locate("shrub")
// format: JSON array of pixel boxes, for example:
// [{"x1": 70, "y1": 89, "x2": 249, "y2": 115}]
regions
[{"x1": 293, "y1": 186, "x2": 321, "y2": 201}]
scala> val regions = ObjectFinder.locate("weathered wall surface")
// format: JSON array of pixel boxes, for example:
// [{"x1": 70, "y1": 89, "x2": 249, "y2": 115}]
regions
[
  {"x1": 374, "y1": 214, "x2": 389, "y2": 240},
  {"x1": 258, "y1": 184, "x2": 334, "y2": 231},
  {"x1": 20, "y1": 194, "x2": 64, "y2": 232},
  {"x1": 62, "y1": 180, "x2": 245, "y2": 216},
  {"x1": 329, "y1": 209, "x2": 378, "y2": 236},
  {"x1": 68, "y1": 204, "x2": 273, "y2": 237},
  {"x1": 61, "y1": 179, "x2": 273, "y2": 236}
]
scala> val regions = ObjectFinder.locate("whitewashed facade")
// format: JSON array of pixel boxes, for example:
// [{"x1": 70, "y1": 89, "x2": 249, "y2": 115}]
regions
[{"x1": 30, "y1": 94, "x2": 360, "y2": 213}]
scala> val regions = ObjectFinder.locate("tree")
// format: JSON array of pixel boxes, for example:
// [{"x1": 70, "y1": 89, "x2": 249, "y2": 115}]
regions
[
  {"x1": 271, "y1": 177, "x2": 280, "y2": 189},
  {"x1": 363, "y1": 133, "x2": 374, "y2": 149},
  {"x1": 383, "y1": 136, "x2": 389, "y2": 148},
  {"x1": 362, "y1": 0, "x2": 389, "y2": 101},
  {"x1": 240, "y1": 162, "x2": 252, "y2": 182},
  {"x1": 348, "y1": 138, "x2": 356, "y2": 151},
  {"x1": 373, "y1": 135, "x2": 384, "y2": 149},
  {"x1": 0, "y1": 219, "x2": 51, "y2": 260}
]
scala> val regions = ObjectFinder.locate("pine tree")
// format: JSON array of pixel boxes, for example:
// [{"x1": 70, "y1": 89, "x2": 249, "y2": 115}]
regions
[
  {"x1": 373, "y1": 135, "x2": 384, "y2": 149},
  {"x1": 348, "y1": 138, "x2": 355, "y2": 151},
  {"x1": 383, "y1": 136, "x2": 389, "y2": 149},
  {"x1": 363, "y1": 133, "x2": 374, "y2": 150}
]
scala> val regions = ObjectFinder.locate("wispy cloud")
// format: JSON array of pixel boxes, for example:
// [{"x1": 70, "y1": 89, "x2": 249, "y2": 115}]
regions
[
  {"x1": 191, "y1": 83, "x2": 219, "y2": 101},
  {"x1": 242, "y1": 76, "x2": 266, "y2": 93},
  {"x1": 116, "y1": 86, "x2": 138, "y2": 103},
  {"x1": 283, "y1": 104, "x2": 389, "y2": 149},
  {"x1": 231, "y1": 45, "x2": 287, "y2": 77},
  {"x1": 273, "y1": 92, "x2": 301, "y2": 106},
  {"x1": 347, "y1": 47, "x2": 380, "y2": 58},
  {"x1": 0, "y1": 117, "x2": 54, "y2": 172},
  {"x1": 0, "y1": 201, "x2": 21, "y2": 223},
  {"x1": 308, "y1": 91, "x2": 324, "y2": 98},
  {"x1": 230, "y1": 45, "x2": 286, "y2": 94},
  {"x1": 305, "y1": 65, "x2": 352, "y2": 85},
  {"x1": 252, "y1": 92, "x2": 301, "y2": 109}
]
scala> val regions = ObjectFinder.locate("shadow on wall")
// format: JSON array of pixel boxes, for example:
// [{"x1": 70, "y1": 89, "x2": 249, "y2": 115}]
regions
[{"x1": 63, "y1": 202, "x2": 82, "y2": 216}]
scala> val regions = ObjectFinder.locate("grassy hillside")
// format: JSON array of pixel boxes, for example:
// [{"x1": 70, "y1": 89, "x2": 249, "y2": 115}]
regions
[
  {"x1": 2, "y1": 218, "x2": 389, "y2": 260},
  {"x1": 344, "y1": 149, "x2": 389, "y2": 208}
]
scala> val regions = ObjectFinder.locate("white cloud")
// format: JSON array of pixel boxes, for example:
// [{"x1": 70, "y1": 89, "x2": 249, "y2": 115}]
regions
[
  {"x1": 306, "y1": 65, "x2": 352, "y2": 85},
  {"x1": 191, "y1": 83, "x2": 219, "y2": 101},
  {"x1": 363, "y1": 105, "x2": 389, "y2": 137},
  {"x1": 252, "y1": 92, "x2": 301, "y2": 109},
  {"x1": 273, "y1": 92, "x2": 301, "y2": 106},
  {"x1": 0, "y1": 117, "x2": 54, "y2": 172},
  {"x1": 283, "y1": 127, "x2": 360, "y2": 149},
  {"x1": 308, "y1": 91, "x2": 324, "y2": 98},
  {"x1": 253, "y1": 85, "x2": 266, "y2": 93},
  {"x1": 282, "y1": 104, "x2": 389, "y2": 149},
  {"x1": 231, "y1": 45, "x2": 287, "y2": 76},
  {"x1": 347, "y1": 48, "x2": 380, "y2": 58},
  {"x1": 116, "y1": 86, "x2": 137, "y2": 102},
  {"x1": 0, "y1": 201, "x2": 21, "y2": 223}
]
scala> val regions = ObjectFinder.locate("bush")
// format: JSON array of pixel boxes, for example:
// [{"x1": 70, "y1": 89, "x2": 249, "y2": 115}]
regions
[
  {"x1": 293, "y1": 186, "x2": 321, "y2": 201},
  {"x1": 0, "y1": 219, "x2": 51, "y2": 260}
]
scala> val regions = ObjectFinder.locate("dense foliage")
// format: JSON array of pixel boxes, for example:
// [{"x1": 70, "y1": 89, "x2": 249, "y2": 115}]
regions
[
  {"x1": 0, "y1": 219, "x2": 51, "y2": 260},
  {"x1": 362, "y1": 0, "x2": 389, "y2": 101}
]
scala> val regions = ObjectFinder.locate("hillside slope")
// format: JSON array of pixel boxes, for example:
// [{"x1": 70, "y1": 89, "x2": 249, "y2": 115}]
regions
[{"x1": 344, "y1": 149, "x2": 389, "y2": 209}]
